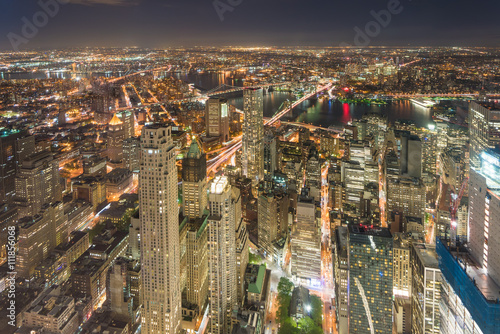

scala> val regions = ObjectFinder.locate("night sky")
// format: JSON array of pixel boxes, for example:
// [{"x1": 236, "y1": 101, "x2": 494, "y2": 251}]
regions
[{"x1": 1, "y1": 0, "x2": 499, "y2": 50}]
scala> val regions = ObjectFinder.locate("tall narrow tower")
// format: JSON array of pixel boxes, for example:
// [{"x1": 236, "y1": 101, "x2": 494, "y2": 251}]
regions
[
  {"x1": 207, "y1": 176, "x2": 239, "y2": 334},
  {"x1": 140, "y1": 125, "x2": 181, "y2": 334},
  {"x1": 242, "y1": 88, "x2": 264, "y2": 187},
  {"x1": 108, "y1": 113, "x2": 125, "y2": 168},
  {"x1": 182, "y1": 140, "x2": 207, "y2": 219},
  {"x1": 206, "y1": 98, "x2": 230, "y2": 142}
]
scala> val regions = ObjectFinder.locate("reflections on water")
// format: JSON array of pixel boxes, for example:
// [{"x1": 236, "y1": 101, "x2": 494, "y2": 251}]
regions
[
  {"x1": 1, "y1": 70, "x2": 434, "y2": 127},
  {"x1": 231, "y1": 92, "x2": 433, "y2": 128},
  {"x1": 175, "y1": 72, "x2": 434, "y2": 127}
]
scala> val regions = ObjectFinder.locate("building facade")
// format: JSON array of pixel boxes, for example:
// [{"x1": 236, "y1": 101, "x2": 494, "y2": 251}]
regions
[
  {"x1": 291, "y1": 189, "x2": 321, "y2": 285},
  {"x1": 206, "y1": 98, "x2": 230, "y2": 142},
  {"x1": 468, "y1": 149, "x2": 500, "y2": 284},
  {"x1": 410, "y1": 243, "x2": 441, "y2": 334},
  {"x1": 242, "y1": 88, "x2": 264, "y2": 187},
  {"x1": 182, "y1": 140, "x2": 207, "y2": 219},
  {"x1": 348, "y1": 225, "x2": 393, "y2": 334},
  {"x1": 207, "y1": 176, "x2": 238, "y2": 334},
  {"x1": 469, "y1": 101, "x2": 500, "y2": 169},
  {"x1": 140, "y1": 125, "x2": 181, "y2": 334}
]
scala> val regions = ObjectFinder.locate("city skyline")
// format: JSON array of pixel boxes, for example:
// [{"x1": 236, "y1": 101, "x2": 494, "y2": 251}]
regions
[
  {"x1": 2, "y1": 0, "x2": 500, "y2": 51},
  {"x1": 1, "y1": 8, "x2": 500, "y2": 331}
]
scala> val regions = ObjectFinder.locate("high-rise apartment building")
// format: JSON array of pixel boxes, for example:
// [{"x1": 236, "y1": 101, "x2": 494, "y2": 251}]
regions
[
  {"x1": 207, "y1": 176, "x2": 238, "y2": 334},
  {"x1": 258, "y1": 187, "x2": 289, "y2": 257},
  {"x1": 140, "y1": 125, "x2": 181, "y2": 334},
  {"x1": 263, "y1": 131, "x2": 277, "y2": 180},
  {"x1": 348, "y1": 224, "x2": 393, "y2": 334},
  {"x1": 15, "y1": 151, "x2": 61, "y2": 218},
  {"x1": 410, "y1": 243, "x2": 441, "y2": 334},
  {"x1": 393, "y1": 233, "x2": 411, "y2": 299},
  {"x1": 386, "y1": 176, "x2": 426, "y2": 219},
  {"x1": 108, "y1": 113, "x2": 125, "y2": 168},
  {"x1": 235, "y1": 213, "x2": 249, "y2": 305},
  {"x1": 333, "y1": 226, "x2": 349, "y2": 334},
  {"x1": 0, "y1": 129, "x2": 35, "y2": 203},
  {"x1": 206, "y1": 98, "x2": 230, "y2": 142},
  {"x1": 182, "y1": 140, "x2": 207, "y2": 219},
  {"x1": 242, "y1": 88, "x2": 264, "y2": 187},
  {"x1": 258, "y1": 190, "x2": 278, "y2": 257},
  {"x1": 342, "y1": 160, "x2": 364, "y2": 209},
  {"x1": 305, "y1": 147, "x2": 321, "y2": 201},
  {"x1": 17, "y1": 202, "x2": 66, "y2": 278},
  {"x1": 185, "y1": 216, "x2": 209, "y2": 310},
  {"x1": 291, "y1": 189, "x2": 321, "y2": 285},
  {"x1": 469, "y1": 101, "x2": 500, "y2": 169},
  {"x1": 117, "y1": 110, "x2": 136, "y2": 139},
  {"x1": 386, "y1": 130, "x2": 423, "y2": 178},
  {"x1": 469, "y1": 149, "x2": 500, "y2": 283},
  {"x1": 422, "y1": 131, "x2": 437, "y2": 174},
  {"x1": 123, "y1": 137, "x2": 141, "y2": 172}
]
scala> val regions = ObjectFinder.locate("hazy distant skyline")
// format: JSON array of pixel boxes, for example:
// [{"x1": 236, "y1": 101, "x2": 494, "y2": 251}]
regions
[{"x1": 1, "y1": 0, "x2": 499, "y2": 51}]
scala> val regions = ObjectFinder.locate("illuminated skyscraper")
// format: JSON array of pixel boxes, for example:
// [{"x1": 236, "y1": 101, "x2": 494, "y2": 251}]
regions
[
  {"x1": 258, "y1": 187, "x2": 289, "y2": 258},
  {"x1": 0, "y1": 130, "x2": 35, "y2": 202},
  {"x1": 469, "y1": 101, "x2": 500, "y2": 169},
  {"x1": 15, "y1": 151, "x2": 61, "y2": 218},
  {"x1": 291, "y1": 188, "x2": 321, "y2": 285},
  {"x1": 108, "y1": 113, "x2": 125, "y2": 168},
  {"x1": 305, "y1": 147, "x2": 321, "y2": 201},
  {"x1": 242, "y1": 88, "x2": 264, "y2": 187},
  {"x1": 386, "y1": 130, "x2": 422, "y2": 178},
  {"x1": 123, "y1": 137, "x2": 141, "y2": 172},
  {"x1": 348, "y1": 224, "x2": 393, "y2": 333},
  {"x1": 206, "y1": 98, "x2": 230, "y2": 142},
  {"x1": 185, "y1": 216, "x2": 209, "y2": 310},
  {"x1": 469, "y1": 149, "x2": 500, "y2": 283},
  {"x1": 386, "y1": 176, "x2": 426, "y2": 219},
  {"x1": 140, "y1": 125, "x2": 181, "y2": 334},
  {"x1": 410, "y1": 243, "x2": 441, "y2": 334},
  {"x1": 182, "y1": 140, "x2": 207, "y2": 219},
  {"x1": 393, "y1": 234, "x2": 411, "y2": 299},
  {"x1": 437, "y1": 236, "x2": 500, "y2": 334},
  {"x1": 235, "y1": 213, "x2": 249, "y2": 305},
  {"x1": 333, "y1": 225, "x2": 349, "y2": 334},
  {"x1": 207, "y1": 176, "x2": 238, "y2": 334},
  {"x1": 263, "y1": 131, "x2": 277, "y2": 180},
  {"x1": 117, "y1": 110, "x2": 135, "y2": 139},
  {"x1": 258, "y1": 190, "x2": 278, "y2": 257},
  {"x1": 17, "y1": 201, "x2": 66, "y2": 278}
]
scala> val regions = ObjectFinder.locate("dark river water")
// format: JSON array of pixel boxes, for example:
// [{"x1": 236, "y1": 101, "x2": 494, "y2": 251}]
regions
[{"x1": 170, "y1": 71, "x2": 436, "y2": 127}]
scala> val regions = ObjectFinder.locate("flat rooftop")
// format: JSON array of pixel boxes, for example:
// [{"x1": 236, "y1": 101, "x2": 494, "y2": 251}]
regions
[
  {"x1": 335, "y1": 226, "x2": 348, "y2": 258},
  {"x1": 413, "y1": 243, "x2": 439, "y2": 269},
  {"x1": 348, "y1": 224, "x2": 392, "y2": 238}
]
